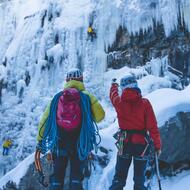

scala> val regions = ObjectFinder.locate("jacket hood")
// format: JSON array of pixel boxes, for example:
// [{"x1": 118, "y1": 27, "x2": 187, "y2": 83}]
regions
[
  {"x1": 64, "y1": 80, "x2": 85, "y2": 91},
  {"x1": 121, "y1": 88, "x2": 142, "y2": 103}
]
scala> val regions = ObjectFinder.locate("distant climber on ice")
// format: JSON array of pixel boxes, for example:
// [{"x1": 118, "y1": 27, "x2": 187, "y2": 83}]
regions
[
  {"x1": 87, "y1": 25, "x2": 96, "y2": 41},
  {"x1": 2, "y1": 139, "x2": 12, "y2": 156},
  {"x1": 109, "y1": 74, "x2": 161, "y2": 190},
  {"x1": 35, "y1": 68, "x2": 105, "y2": 190}
]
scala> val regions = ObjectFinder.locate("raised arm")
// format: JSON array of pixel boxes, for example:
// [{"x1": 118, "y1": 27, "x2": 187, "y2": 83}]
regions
[{"x1": 110, "y1": 83, "x2": 121, "y2": 108}]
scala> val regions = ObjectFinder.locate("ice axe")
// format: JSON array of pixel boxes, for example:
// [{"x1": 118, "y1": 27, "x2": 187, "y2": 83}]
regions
[
  {"x1": 34, "y1": 150, "x2": 49, "y2": 188},
  {"x1": 155, "y1": 152, "x2": 162, "y2": 190}
]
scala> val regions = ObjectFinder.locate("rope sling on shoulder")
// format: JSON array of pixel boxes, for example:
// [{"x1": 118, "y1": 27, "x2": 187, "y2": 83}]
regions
[
  {"x1": 41, "y1": 91, "x2": 63, "y2": 154},
  {"x1": 39, "y1": 91, "x2": 101, "y2": 158}
]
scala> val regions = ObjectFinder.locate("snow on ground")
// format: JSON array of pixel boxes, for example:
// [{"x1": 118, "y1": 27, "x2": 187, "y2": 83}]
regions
[
  {"x1": 146, "y1": 85, "x2": 190, "y2": 126},
  {"x1": 151, "y1": 171, "x2": 190, "y2": 190},
  {"x1": 1, "y1": 0, "x2": 190, "y2": 189}
]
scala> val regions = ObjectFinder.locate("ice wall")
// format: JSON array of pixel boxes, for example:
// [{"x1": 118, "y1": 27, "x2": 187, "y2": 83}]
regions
[
  {"x1": 1, "y1": 0, "x2": 190, "y2": 91},
  {"x1": 0, "y1": 0, "x2": 190, "y2": 177}
]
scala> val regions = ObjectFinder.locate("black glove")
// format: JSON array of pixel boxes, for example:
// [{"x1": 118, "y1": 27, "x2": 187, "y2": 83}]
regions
[
  {"x1": 112, "y1": 78, "x2": 118, "y2": 85},
  {"x1": 145, "y1": 168, "x2": 152, "y2": 179},
  {"x1": 38, "y1": 171, "x2": 48, "y2": 187}
]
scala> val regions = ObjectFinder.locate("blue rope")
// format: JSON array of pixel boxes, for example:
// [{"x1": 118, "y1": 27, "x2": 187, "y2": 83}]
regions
[
  {"x1": 77, "y1": 92, "x2": 101, "y2": 161},
  {"x1": 41, "y1": 91, "x2": 62, "y2": 154},
  {"x1": 40, "y1": 90, "x2": 101, "y2": 159}
]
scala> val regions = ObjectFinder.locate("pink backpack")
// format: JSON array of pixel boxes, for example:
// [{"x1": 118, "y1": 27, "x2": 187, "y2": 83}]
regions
[{"x1": 56, "y1": 88, "x2": 82, "y2": 131}]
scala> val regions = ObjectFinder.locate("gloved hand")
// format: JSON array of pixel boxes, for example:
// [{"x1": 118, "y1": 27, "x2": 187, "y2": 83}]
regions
[
  {"x1": 112, "y1": 78, "x2": 118, "y2": 85},
  {"x1": 46, "y1": 152, "x2": 53, "y2": 162},
  {"x1": 156, "y1": 149, "x2": 161, "y2": 157},
  {"x1": 36, "y1": 141, "x2": 42, "y2": 152},
  {"x1": 38, "y1": 171, "x2": 48, "y2": 187}
]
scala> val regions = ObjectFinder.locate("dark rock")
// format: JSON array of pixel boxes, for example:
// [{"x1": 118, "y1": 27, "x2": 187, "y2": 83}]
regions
[
  {"x1": 107, "y1": 21, "x2": 190, "y2": 79},
  {"x1": 17, "y1": 156, "x2": 70, "y2": 190},
  {"x1": 2, "y1": 181, "x2": 17, "y2": 190},
  {"x1": 159, "y1": 112, "x2": 190, "y2": 174}
]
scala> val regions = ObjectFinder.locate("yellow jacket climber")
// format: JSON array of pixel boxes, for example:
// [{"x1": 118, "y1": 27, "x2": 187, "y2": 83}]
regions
[
  {"x1": 3, "y1": 140, "x2": 12, "y2": 148},
  {"x1": 3, "y1": 140, "x2": 12, "y2": 155},
  {"x1": 87, "y1": 26, "x2": 96, "y2": 41},
  {"x1": 88, "y1": 27, "x2": 93, "y2": 33},
  {"x1": 35, "y1": 69, "x2": 105, "y2": 189}
]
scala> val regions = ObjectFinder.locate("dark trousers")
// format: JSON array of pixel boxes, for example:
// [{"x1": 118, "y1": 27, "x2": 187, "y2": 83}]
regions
[
  {"x1": 87, "y1": 32, "x2": 96, "y2": 42},
  {"x1": 3, "y1": 147, "x2": 9, "y2": 155},
  {"x1": 50, "y1": 152, "x2": 84, "y2": 190},
  {"x1": 109, "y1": 143, "x2": 148, "y2": 190}
]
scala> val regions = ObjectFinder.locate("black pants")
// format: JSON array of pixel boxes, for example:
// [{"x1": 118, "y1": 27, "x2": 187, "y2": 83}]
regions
[
  {"x1": 50, "y1": 151, "x2": 84, "y2": 190},
  {"x1": 109, "y1": 143, "x2": 149, "y2": 190}
]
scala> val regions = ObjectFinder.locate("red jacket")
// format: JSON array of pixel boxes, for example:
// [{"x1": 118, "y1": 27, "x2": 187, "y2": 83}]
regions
[{"x1": 110, "y1": 84, "x2": 161, "y2": 150}]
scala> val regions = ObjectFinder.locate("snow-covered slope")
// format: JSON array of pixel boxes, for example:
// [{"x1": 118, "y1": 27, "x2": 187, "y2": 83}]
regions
[
  {"x1": 1, "y1": 0, "x2": 190, "y2": 187},
  {"x1": 1, "y1": 67, "x2": 190, "y2": 189},
  {"x1": 147, "y1": 85, "x2": 190, "y2": 126}
]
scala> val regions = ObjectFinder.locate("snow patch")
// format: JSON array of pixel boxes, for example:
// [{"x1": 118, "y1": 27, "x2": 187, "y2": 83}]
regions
[{"x1": 146, "y1": 85, "x2": 190, "y2": 126}]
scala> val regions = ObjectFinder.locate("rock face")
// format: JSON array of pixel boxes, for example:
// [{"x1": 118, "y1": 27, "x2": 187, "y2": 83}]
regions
[
  {"x1": 159, "y1": 112, "x2": 190, "y2": 173},
  {"x1": 108, "y1": 22, "x2": 190, "y2": 79}
]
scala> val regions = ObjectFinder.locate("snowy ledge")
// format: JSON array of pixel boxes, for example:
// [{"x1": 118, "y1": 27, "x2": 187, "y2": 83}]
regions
[
  {"x1": 0, "y1": 153, "x2": 34, "y2": 189},
  {"x1": 146, "y1": 85, "x2": 190, "y2": 127}
]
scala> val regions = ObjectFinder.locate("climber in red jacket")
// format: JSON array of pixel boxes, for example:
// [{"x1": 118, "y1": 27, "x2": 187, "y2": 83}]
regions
[{"x1": 109, "y1": 74, "x2": 161, "y2": 190}]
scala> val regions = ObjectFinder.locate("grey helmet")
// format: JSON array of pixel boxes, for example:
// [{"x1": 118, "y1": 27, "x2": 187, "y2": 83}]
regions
[
  {"x1": 120, "y1": 74, "x2": 138, "y2": 91},
  {"x1": 66, "y1": 68, "x2": 83, "y2": 82}
]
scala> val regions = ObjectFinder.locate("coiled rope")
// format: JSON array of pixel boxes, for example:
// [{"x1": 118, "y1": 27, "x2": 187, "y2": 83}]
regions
[
  {"x1": 77, "y1": 92, "x2": 101, "y2": 161},
  {"x1": 41, "y1": 91, "x2": 62, "y2": 154},
  {"x1": 39, "y1": 90, "x2": 101, "y2": 160}
]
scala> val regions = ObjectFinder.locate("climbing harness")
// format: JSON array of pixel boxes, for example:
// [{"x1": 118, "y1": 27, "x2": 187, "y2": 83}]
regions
[
  {"x1": 34, "y1": 150, "x2": 48, "y2": 188},
  {"x1": 115, "y1": 130, "x2": 127, "y2": 156},
  {"x1": 114, "y1": 129, "x2": 148, "y2": 156},
  {"x1": 114, "y1": 129, "x2": 162, "y2": 190}
]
